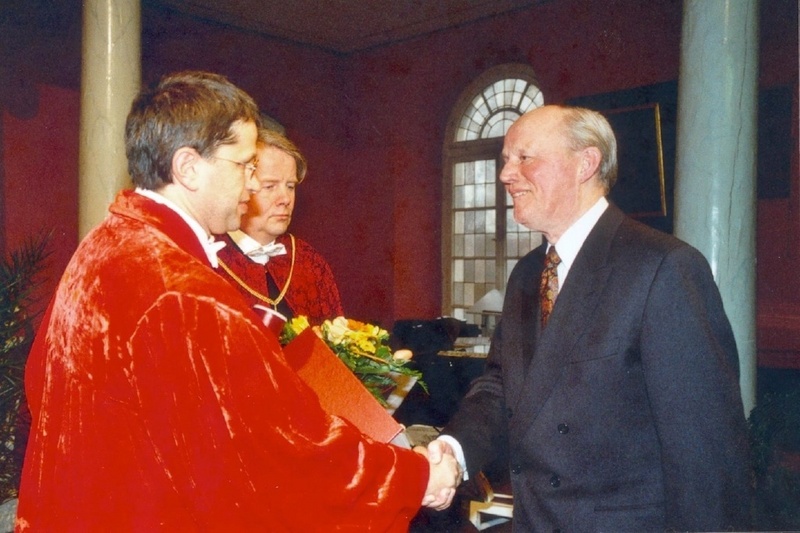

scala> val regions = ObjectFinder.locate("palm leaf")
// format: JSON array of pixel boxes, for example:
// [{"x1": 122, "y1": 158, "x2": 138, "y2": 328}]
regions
[{"x1": 0, "y1": 233, "x2": 51, "y2": 501}]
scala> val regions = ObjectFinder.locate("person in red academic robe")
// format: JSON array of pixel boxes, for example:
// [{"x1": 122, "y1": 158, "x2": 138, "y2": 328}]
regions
[
  {"x1": 217, "y1": 128, "x2": 343, "y2": 325},
  {"x1": 16, "y1": 71, "x2": 459, "y2": 532}
]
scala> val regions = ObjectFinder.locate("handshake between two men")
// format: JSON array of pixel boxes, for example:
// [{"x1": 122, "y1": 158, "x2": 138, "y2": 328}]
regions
[{"x1": 415, "y1": 439, "x2": 463, "y2": 511}]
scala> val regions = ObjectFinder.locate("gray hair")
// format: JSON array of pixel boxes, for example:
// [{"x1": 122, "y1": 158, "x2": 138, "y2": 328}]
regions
[
  {"x1": 560, "y1": 106, "x2": 618, "y2": 192},
  {"x1": 257, "y1": 128, "x2": 307, "y2": 183}
]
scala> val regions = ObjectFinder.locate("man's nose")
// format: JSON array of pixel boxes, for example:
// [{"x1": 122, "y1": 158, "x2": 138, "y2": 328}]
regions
[
  {"x1": 245, "y1": 172, "x2": 260, "y2": 194},
  {"x1": 499, "y1": 161, "x2": 515, "y2": 183},
  {"x1": 274, "y1": 186, "x2": 291, "y2": 204}
]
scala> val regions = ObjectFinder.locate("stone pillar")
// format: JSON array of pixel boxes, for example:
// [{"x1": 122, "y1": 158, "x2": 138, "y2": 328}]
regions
[
  {"x1": 79, "y1": 0, "x2": 141, "y2": 237},
  {"x1": 674, "y1": 0, "x2": 759, "y2": 414}
]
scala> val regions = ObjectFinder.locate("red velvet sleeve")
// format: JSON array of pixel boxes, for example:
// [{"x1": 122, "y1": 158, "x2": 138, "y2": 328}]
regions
[{"x1": 127, "y1": 294, "x2": 426, "y2": 531}]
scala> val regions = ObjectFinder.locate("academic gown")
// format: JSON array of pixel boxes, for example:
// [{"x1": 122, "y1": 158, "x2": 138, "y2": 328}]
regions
[
  {"x1": 17, "y1": 190, "x2": 426, "y2": 532},
  {"x1": 216, "y1": 233, "x2": 344, "y2": 325}
]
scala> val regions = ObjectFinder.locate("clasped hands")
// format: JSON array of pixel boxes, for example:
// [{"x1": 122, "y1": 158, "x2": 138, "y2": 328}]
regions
[{"x1": 414, "y1": 439, "x2": 461, "y2": 511}]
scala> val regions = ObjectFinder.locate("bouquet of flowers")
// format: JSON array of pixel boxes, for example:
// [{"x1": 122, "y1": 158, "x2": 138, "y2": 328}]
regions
[{"x1": 281, "y1": 316, "x2": 424, "y2": 406}]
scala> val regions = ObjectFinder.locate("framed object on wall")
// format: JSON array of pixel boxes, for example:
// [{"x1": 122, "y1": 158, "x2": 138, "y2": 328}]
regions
[
  {"x1": 568, "y1": 81, "x2": 678, "y2": 234},
  {"x1": 603, "y1": 103, "x2": 667, "y2": 219}
]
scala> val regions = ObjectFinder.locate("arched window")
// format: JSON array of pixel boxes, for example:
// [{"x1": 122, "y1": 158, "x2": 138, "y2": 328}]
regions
[{"x1": 442, "y1": 64, "x2": 544, "y2": 325}]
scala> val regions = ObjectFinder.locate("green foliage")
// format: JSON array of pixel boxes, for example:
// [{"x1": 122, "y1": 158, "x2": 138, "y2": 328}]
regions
[
  {"x1": 0, "y1": 235, "x2": 51, "y2": 501},
  {"x1": 327, "y1": 338, "x2": 425, "y2": 406}
]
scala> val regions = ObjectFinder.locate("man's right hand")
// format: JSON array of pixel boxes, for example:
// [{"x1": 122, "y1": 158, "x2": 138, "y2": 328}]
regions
[
  {"x1": 414, "y1": 444, "x2": 461, "y2": 510},
  {"x1": 426, "y1": 438, "x2": 455, "y2": 465}
]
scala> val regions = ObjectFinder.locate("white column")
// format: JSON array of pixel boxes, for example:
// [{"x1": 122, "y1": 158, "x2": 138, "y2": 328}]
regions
[
  {"x1": 675, "y1": 0, "x2": 759, "y2": 414},
  {"x1": 79, "y1": 0, "x2": 141, "y2": 237}
]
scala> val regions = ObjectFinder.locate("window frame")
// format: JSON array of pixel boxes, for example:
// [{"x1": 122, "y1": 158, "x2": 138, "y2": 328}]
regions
[{"x1": 441, "y1": 64, "x2": 543, "y2": 319}]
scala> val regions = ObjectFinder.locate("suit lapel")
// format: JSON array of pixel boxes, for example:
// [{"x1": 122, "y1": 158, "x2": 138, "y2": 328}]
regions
[
  {"x1": 500, "y1": 245, "x2": 545, "y2": 410},
  {"x1": 511, "y1": 205, "x2": 625, "y2": 424}
]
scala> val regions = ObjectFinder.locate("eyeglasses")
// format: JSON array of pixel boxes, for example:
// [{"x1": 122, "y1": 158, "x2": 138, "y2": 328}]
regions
[{"x1": 210, "y1": 156, "x2": 258, "y2": 179}]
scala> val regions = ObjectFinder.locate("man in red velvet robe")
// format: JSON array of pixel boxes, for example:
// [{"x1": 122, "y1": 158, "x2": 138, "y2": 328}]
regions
[
  {"x1": 16, "y1": 71, "x2": 459, "y2": 532},
  {"x1": 216, "y1": 129, "x2": 343, "y2": 325}
]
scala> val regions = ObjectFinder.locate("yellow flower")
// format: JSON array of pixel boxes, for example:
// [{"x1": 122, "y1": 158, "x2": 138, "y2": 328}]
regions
[
  {"x1": 354, "y1": 336, "x2": 377, "y2": 354},
  {"x1": 324, "y1": 317, "x2": 350, "y2": 345},
  {"x1": 286, "y1": 316, "x2": 311, "y2": 336}
]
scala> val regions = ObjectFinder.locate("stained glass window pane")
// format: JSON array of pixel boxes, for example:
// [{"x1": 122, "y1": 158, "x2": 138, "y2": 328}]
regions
[
  {"x1": 464, "y1": 281, "x2": 475, "y2": 307},
  {"x1": 476, "y1": 184, "x2": 486, "y2": 207},
  {"x1": 484, "y1": 110, "x2": 519, "y2": 139},
  {"x1": 464, "y1": 163, "x2": 475, "y2": 184},
  {"x1": 487, "y1": 208, "x2": 496, "y2": 234},
  {"x1": 454, "y1": 260, "x2": 464, "y2": 282},
  {"x1": 465, "y1": 234, "x2": 475, "y2": 256},
  {"x1": 453, "y1": 281, "x2": 464, "y2": 305},
  {"x1": 453, "y1": 234, "x2": 464, "y2": 256},
  {"x1": 454, "y1": 185, "x2": 464, "y2": 208},
  {"x1": 475, "y1": 260, "x2": 486, "y2": 283},
  {"x1": 463, "y1": 184, "x2": 475, "y2": 208},
  {"x1": 475, "y1": 160, "x2": 486, "y2": 184},
  {"x1": 483, "y1": 84, "x2": 497, "y2": 110},
  {"x1": 454, "y1": 211, "x2": 464, "y2": 234},
  {"x1": 465, "y1": 211, "x2": 475, "y2": 233},
  {"x1": 486, "y1": 257, "x2": 496, "y2": 281},
  {"x1": 474, "y1": 210, "x2": 484, "y2": 233},
  {"x1": 486, "y1": 182, "x2": 496, "y2": 208},
  {"x1": 454, "y1": 162, "x2": 465, "y2": 186},
  {"x1": 455, "y1": 77, "x2": 543, "y2": 141},
  {"x1": 475, "y1": 234, "x2": 486, "y2": 257}
]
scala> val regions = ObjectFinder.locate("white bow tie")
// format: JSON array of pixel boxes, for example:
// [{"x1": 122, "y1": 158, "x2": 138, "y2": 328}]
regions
[{"x1": 246, "y1": 242, "x2": 287, "y2": 265}]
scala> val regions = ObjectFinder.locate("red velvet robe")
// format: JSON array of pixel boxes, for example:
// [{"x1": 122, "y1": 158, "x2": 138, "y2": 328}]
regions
[
  {"x1": 216, "y1": 233, "x2": 344, "y2": 325},
  {"x1": 17, "y1": 191, "x2": 427, "y2": 532}
]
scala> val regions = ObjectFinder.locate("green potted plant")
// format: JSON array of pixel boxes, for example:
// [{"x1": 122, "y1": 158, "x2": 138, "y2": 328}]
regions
[{"x1": 0, "y1": 235, "x2": 50, "y2": 515}]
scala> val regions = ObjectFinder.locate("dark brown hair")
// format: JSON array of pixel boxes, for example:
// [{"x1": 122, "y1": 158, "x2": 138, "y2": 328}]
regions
[{"x1": 125, "y1": 71, "x2": 260, "y2": 189}]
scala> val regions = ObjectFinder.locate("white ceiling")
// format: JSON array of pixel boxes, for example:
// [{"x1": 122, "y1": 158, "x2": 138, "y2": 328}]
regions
[{"x1": 157, "y1": 0, "x2": 542, "y2": 54}]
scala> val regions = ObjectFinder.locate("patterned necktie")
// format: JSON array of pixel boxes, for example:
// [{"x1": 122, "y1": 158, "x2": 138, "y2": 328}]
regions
[{"x1": 539, "y1": 246, "x2": 561, "y2": 327}]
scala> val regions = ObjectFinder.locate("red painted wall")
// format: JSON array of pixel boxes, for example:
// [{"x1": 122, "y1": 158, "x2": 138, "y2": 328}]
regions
[
  {"x1": 2, "y1": 85, "x2": 80, "y2": 312},
  {"x1": 2, "y1": 0, "x2": 797, "y2": 343}
]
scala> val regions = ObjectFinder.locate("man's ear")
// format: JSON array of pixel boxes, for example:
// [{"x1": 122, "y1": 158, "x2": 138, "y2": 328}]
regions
[
  {"x1": 578, "y1": 146, "x2": 602, "y2": 183},
  {"x1": 171, "y1": 147, "x2": 203, "y2": 192}
]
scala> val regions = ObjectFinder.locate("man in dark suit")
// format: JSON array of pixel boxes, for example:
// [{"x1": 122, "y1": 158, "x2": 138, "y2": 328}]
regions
[{"x1": 429, "y1": 105, "x2": 751, "y2": 531}]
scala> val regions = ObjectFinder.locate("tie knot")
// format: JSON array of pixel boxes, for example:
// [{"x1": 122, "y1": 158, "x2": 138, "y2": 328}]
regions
[{"x1": 545, "y1": 246, "x2": 561, "y2": 267}]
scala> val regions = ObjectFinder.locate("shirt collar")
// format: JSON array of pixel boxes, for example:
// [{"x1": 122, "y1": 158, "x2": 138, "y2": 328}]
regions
[
  {"x1": 135, "y1": 187, "x2": 226, "y2": 268},
  {"x1": 227, "y1": 229, "x2": 276, "y2": 255},
  {"x1": 548, "y1": 196, "x2": 608, "y2": 284}
]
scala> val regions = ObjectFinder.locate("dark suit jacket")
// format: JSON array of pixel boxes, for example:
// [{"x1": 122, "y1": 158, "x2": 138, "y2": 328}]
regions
[{"x1": 445, "y1": 204, "x2": 752, "y2": 532}]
